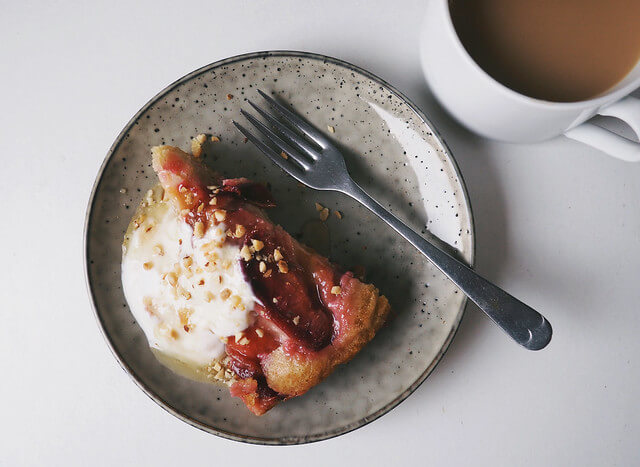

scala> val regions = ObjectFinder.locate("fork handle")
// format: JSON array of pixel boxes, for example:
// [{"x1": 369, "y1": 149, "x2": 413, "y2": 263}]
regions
[{"x1": 344, "y1": 180, "x2": 552, "y2": 350}]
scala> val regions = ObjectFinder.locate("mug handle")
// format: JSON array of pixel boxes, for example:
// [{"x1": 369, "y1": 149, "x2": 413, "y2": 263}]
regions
[{"x1": 565, "y1": 96, "x2": 640, "y2": 162}]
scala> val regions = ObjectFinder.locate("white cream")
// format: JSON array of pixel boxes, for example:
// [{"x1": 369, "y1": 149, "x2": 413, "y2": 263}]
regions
[{"x1": 122, "y1": 193, "x2": 256, "y2": 368}]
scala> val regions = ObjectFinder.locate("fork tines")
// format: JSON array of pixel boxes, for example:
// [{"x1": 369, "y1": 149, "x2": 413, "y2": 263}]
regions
[{"x1": 232, "y1": 90, "x2": 328, "y2": 176}]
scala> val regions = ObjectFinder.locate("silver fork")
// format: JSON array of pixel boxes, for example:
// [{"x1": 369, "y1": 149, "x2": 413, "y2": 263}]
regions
[{"x1": 233, "y1": 90, "x2": 552, "y2": 351}]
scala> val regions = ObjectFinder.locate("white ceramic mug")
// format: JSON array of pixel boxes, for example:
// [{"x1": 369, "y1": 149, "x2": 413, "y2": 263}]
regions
[{"x1": 420, "y1": 0, "x2": 640, "y2": 162}]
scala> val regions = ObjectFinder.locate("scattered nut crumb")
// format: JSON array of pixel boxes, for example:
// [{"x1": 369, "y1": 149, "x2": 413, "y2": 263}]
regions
[
  {"x1": 235, "y1": 224, "x2": 246, "y2": 238},
  {"x1": 255, "y1": 329, "x2": 264, "y2": 338},
  {"x1": 226, "y1": 93, "x2": 233, "y2": 100},
  {"x1": 238, "y1": 337, "x2": 249, "y2": 345},
  {"x1": 315, "y1": 202, "x2": 324, "y2": 212},
  {"x1": 153, "y1": 245, "x2": 164, "y2": 256},
  {"x1": 182, "y1": 256, "x2": 193, "y2": 268},
  {"x1": 220, "y1": 288, "x2": 231, "y2": 300},
  {"x1": 210, "y1": 136, "x2": 220, "y2": 142},
  {"x1": 180, "y1": 288, "x2": 192, "y2": 300},
  {"x1": 209, "y1": 196, "x2": 217, "y2": 205},
  {"x1": 334, "y1": 210, "x2": 343, "y2": 219},
  {"x1": 204, "y1": 291, "x2": 214, "y2": 302},
  {"x1": 327, "y1": 125, "x2": 335, "y2": 133},
  {"x1": 263, "y1": 269, "x2": 272, "y2": 278},
  {"x1": 272, "y1": 297, "x2": 278, "y2": 304},
  {"x1": 319, "y1": 208, "x2": 329, "y2": 221},
  {"x1": 214, "y1": 210, "x2": 227, "y2": 222},
  {"x1": 259, "y1": 261, "x2": 267, "y2": 273},
  {"x1": 292, "y1": 315, "x2": 300, "y2": 325},
  {"x1": 280, "y1": 151, "x2": 288, "y2": 160},
  {"x1": 119, "y1": 188, "x2": 127, "y2": 194},
  {"x1": 331, "y1": 285, "x2": 342, "y2": 295},
  {"x1": 197, "y1": 203, "x2": 205, "y2": 213},
  {"x1": 143, "y1": 261, "x2": 153, "y2": 270},
  {"x1": 277, "y1": 260, "x2": 289, "y2": 273},
  {"x1": 243, "y1": 137, "x2": 248, "y2": 143}
]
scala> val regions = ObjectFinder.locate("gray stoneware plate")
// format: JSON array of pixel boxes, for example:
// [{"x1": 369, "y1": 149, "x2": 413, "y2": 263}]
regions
[{"x1": 84, "y1": 51, "x2": 475, "y2": 445}]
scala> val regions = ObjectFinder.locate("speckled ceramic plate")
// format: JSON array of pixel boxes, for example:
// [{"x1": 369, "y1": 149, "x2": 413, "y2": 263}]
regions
[{"x1": 84, "y1": 51, "x2": 475, "y2": 445}]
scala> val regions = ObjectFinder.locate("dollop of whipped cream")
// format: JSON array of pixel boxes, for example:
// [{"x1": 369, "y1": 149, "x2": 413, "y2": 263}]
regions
[{"x1": 122, "y1": 190, "x2": 256, "y2": 368}]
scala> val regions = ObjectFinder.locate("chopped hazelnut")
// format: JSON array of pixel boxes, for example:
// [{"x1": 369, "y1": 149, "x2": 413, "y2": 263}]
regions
[
  {"x1": 214, "y1": 210, "x2": 227, "y2": 222},
  {"x1": 211, "y1": 136, "x2": 220, "y2": 142},
  {"x1": 280, "y1": 151, "x2": 288, "y2": 160},
  {"x1": 165, "y1": 272, "x2": 178, "y2": 287},
  {"x1": 182, "y1": 256, "x2": 193, "y2": 268},
  {"x1": 255, "y1": 328, "x2": 264, "y2": 338},
  {"x1": 230, "y1": 295, "x2": 242, "y2": 307},
  {"x1": 315, "y1": 202, "x2": 324, "y2": 212},
  {"x1": 251, "y1": 239, "x2": 264, "y2": 251},
  {"x1": 178, "y1": 307, "x2": 193, "y2": 325},
  {"x1": 235, "y1": 224, "x2": 246, "y2": 238},
  {"x1": 263, "y1": 269, "x2": 272, "y2": 278},
  {"x1": 292, "y1": 315, "x2": 300, "y2": 325},
  {"x1": 197, "y1": 203, "x2": 205, "y2": 213},
  {"x1": 143, "y1": 261, "x2": 153, "y2": 270},
  {"x1": 191, "y1": 134, "x2": 207, "y2": 158},
  {"x1": 259, "y1": 261, "x2": 267, "y2": 273},
  {"x1": 133, "y1": 214, "x2": 145, "y2": 229},
  {"x1": 272, "y1": 297, "x2": 278, "y2": 304},
  {"x1": 277, "y1": 260, "x2": 289, "y2": 273},
  {"x1": 209, "y1": 197, "x2": 217, "y2": 205},
  {"x1": 238, "y1": 337, "x2": 249, "y2": 345},
  {"x1": 319, "y1": 208, "x2": 329, "y2": 221},
  {"x1": 194, "y1": 221, "x2": 205, "y2": 238},
  {"x1": 334, "y1": 210, "x2": 343, "y2": 220},
  {"x1": 240, "y1": 245, "x2": 252, "y2": 261},
  {"x1": 220, "y1": 288, "x2": 231, "y2": 300},
  {"x1": 273, "y1": 248, "x2": 283, "y2": 262},
  {"x1": 331, "y1": 286, "x2": 342, "y2": 295},
  {"x1": 327, "y1": 125, "x2": 335, "y2": 133},
  {"x1": 143, "y1": 297, "x2": 155, "y2": 316}
]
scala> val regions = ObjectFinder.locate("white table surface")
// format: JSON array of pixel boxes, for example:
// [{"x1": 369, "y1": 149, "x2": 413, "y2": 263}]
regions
[{"x1": 3, "y1": 1, "x2": 640, "y2": 465}]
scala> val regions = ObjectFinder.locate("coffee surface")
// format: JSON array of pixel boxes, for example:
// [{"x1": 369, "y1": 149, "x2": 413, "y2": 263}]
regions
[{"x1": 449, "y1": 0, "x2": 640, "y2": 102}]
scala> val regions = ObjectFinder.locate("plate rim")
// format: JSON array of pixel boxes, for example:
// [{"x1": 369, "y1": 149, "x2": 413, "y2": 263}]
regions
[{"x1": 83, "y1": 50, "x2": 476, "y2": 445}]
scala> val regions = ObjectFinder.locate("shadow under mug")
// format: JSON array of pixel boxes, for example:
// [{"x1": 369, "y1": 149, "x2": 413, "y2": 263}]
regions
[{"x1": 420, "y1": 0, "x2": 640, "y2": 162}]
